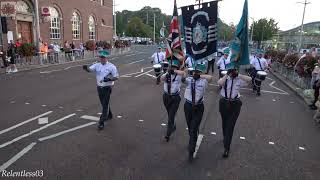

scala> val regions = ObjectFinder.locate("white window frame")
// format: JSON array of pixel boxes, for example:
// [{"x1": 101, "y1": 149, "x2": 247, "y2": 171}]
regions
[
  {"x1": 49, "y1": 7, "x2": 61, "y2": 39},
  {"x1": 88, "y1": 16, "x2": 96, "y2": 40},
  {"x1": 72, "y1": 12, "x2": 81, "y2": 40}
]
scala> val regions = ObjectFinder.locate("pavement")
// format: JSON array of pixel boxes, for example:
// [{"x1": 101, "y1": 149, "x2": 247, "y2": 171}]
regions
[{"x1": 0, "y1": 45, "x2": 319, "y2": 180}]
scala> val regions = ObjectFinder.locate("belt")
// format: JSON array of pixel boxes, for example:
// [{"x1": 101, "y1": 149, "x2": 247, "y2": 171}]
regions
[
  {"x1": 186, "y1": 99, "x2": 203, "y2": 105},
  {"x1": 221, "y1": 96, "x2": 240, "y2": 101},
  {"x1": 164, "y1": 91, "x2": 180, "y2": 96},
  {"x1": 97, "y1": 86, "x2": 112, "y2": 88}
]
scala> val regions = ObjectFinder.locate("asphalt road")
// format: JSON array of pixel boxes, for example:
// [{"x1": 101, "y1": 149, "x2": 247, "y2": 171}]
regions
[{"x1": 0, "y1": 45, "x2": 319, "y2": 180}]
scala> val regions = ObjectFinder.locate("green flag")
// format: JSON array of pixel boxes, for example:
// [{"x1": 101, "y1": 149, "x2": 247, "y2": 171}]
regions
[{"x1": 229, "y1": 0, "x2": 249, "y2": 68}]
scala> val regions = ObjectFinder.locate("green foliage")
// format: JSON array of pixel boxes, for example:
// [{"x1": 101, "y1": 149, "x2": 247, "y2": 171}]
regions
[
  {"x1": 18, "y1": 43, "x2": 36, "y2": 57},
  {"x1": 250, "y1": 18, "x2": 279, "y2": 47},
  {"x1": 125, "y1": 17, "x2": 153, "y2": 38},
  {"x1": 217, "y1": 19, "x2": 234, "y2": 41}
]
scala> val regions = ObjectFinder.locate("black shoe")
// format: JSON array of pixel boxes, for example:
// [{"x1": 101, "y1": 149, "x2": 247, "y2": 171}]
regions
[
  {"x1": 98, "y1": 123, "x2": 104, "y2": 130},
  {"x1": 188, "y1": 152, "x2": 194, "y2": 163},
  {"x1": 310, "y1": 105, "x2": 317, "y2": 110},
  {"x1": 257, "y1": 92, "x2": 261, "y2": 96},
  {"x1": 223, "y1": 150, "x2": 229, "y2": 158},
  {"x1": 164, "y1": 135, "x2": 170, "y2": 142}
]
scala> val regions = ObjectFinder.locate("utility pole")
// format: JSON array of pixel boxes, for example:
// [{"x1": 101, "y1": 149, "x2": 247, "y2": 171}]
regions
[
  {"x1": 113, "y1": 0, "x2": 117, "y2": 38},
  {"x1": 250, "y1": 17, "x2": 254, "y2": 43},
  {"x1": 0, "y1": 16, "x2": 3, "y2": 52},
  {"x1": 297, "y1": 0, "x2": 311, "y2": 52},
  {"x1": 153, "y1": 13, "x2": 155, "y2": 43},
  {"x1": 146, "y1": 11, "x2": 148, "y2": 25},
  {"x1": 34, "y1": 0, "x2": 41, "y2": 54}
]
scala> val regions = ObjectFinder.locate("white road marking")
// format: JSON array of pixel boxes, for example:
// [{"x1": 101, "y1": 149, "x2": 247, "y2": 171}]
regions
[
  {"x1": 161, "y1": 123, "x2": 167, "y2": 126},
  {"x1": 145, "y1": 73, "x2": 156, "y2": 79},
  {"x1": 210, "y1": 132, "x2": 217, "y2": 135},
  {"x1": 41, "y1": 105, "x2": 47, "y2": 107},
  {"x1": 138, "y1": 119, "x2": 144, "y2": 122},
  {"x1": 0, "y1": 142, "x2": 37, "y2": 172},
  {"x1": 0, "y1": 114, "x2": 76, "y2": 149},
  {"x1": 272, "y1": 99, "x2": 276, "y2": 102},
  {"x1": 38, "y1": 117, "x2": 48, "y2": 125},
  {"x1": 25, "y1": 102, "x2": 30, "y2": 105},
  {"x1": 76, "y1": 109, "x2": 83, "y2": 112},
  {"x1": 64, "y1": 64, "x2": 83, "y2": 70},
  {"x1": 10, "y1": 101, "x2": 15, "y2": 104},
  {"x1": 128, "y1": 59, "x2": 144, "y2": 65},
  {"x1": 269, "y1": 142, "x2": 275, "y2": 145},
  {"x1": 0, "y1": 111, "x2": 53, "y2": 135},
  {"x1": 117, "y1": 115, "x2": 122, "y2": 118},
  {"x1": 59, "y1": 106, "x2": 63, "y2": 109},
  {"x1": 290, "y1": 102, "x2": 294, "y2": 104},
  {"x1": 298, "y1": 146, "x2": 306, "y2": 151},
  {"x1": 120, "y1": 71, "x2": 144, "y2": 77},
  {"x1": 240, "y1": 136, "x2": 246, "y2": 140},
  {"x1": 38, "y1": 122, "x2": 96, "y2": 142},
  {"x1": 269, "y1": 81, "x2": 289, "y2": 95},
  {"x1": 81, "y1": 115, "x2": 99, "y2": 121},
  {"x1": 125, "y1": 54, "x2": 136, "y2": 57},
  {"x1": 193, "y1": 134, "x2": 204, "y2": 158},
  {"x1": 135, "y1": 69, "x2": 154, "y2": 77}
]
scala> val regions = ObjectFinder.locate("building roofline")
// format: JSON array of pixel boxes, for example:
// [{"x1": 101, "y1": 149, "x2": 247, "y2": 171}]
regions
[{"x1": 281, "y1": 21, "x2": 320, "y2": 34}]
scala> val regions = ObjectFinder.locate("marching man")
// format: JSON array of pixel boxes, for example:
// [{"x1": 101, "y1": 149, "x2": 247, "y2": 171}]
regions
[
  {"x1": 160, "y1": 59, "x2": 185, "y2": 142},
  {"x1": 83, "y1": 50, "x2": 119, "y2": 130},
  {"x1": 183, "y1": 63, "x2": 213, "y2": 162},
  {"x1": 218, "y1": 65, "x2": 252, "y2": 158},
  {"x1": 216, "y1": 49, "x2": 231, "y2": 78},
  {"x1": 250, "y1": 50, "x2": 268, "y2": 96},
  {"x1": 151, "y1": 46, "x2": 166, "y2": 84}
]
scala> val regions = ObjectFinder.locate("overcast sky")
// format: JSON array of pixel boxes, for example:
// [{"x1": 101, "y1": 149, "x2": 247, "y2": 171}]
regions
[{"x1": 115, "y1": 0, "x2": 320, "y2": 31}]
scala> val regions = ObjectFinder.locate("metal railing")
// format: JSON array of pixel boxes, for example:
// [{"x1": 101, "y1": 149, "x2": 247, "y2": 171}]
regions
[{"x1": 272, "y1": 62, "x2": 312, "y2": 89}]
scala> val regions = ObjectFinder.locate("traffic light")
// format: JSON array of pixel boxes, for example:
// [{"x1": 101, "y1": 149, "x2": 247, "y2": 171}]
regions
[{"x1": 1, "y1": 17, "x2": 8, "y2": 34}]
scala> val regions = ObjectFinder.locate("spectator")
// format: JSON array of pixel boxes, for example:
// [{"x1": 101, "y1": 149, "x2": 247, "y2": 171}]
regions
[
  {"x1": 40, "y1": 42, "x2": 49, "y2": 64},
  {"x1": 311, "y1": 47, "x2": 317, "y2": 58},
  {"x1": 310, "y1": 66, "x2": 320, "y2": 110},
  {"x1": 53, "y1": 42, "x2": 60, "y2": 63},
  {"x1": 7, "y1": 42, "x2": 18, "y2": 73},
  {"x1": 79, "y1": 43, "x2": 85, "y2": 59},
  {"x1": 70, "y1": 41, "x2": 75, "y2": 61},
  {"x1": 64, "y1": 41, "x2": 72, "y2": 61}
]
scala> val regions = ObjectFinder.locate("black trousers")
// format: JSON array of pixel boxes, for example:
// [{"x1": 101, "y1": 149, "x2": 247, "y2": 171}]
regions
[
  {"x1": 206, "y1": 60, "x2": 215, "y2": 74},
  {"x1": 163, "y1": 94, "x2": 181, "y2": 137},
  {"x1": 97, "y1": 86, "x2": 113, "y2": 124},
  {"x1": 184, "y1": 101, "x2": 204, "y2": 154},
  {"x1": 219, "y1": 98, "x2": 242, "y2": 150},
  {"x1": 312, "y1": 86, "x2": 320, "y2": 105}
]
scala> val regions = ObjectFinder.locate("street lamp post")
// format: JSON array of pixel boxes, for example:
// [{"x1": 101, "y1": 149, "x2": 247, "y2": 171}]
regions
[
  {"x1": 250, "y1": 17, "x2": 254, "y2": 43},
  {"x1": 297, "y1": 0, "x2": 311, "y2": 52}
]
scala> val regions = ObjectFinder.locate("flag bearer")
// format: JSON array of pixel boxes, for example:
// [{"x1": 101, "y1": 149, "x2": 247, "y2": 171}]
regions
[
  {"x1": 160, "y1": 59, "x2": 185, "y2": 142},
  {"x1": 217, "y1": 65, "x2": 251, "y2": 158},
  {"x1": 183, "y1": 63, "x2": 213, "y2": 162}
]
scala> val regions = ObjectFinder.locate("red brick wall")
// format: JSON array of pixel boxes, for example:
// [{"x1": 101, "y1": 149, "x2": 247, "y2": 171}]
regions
[{"x1": 1, "y1": 0, "x2": 113, "y2": 49}]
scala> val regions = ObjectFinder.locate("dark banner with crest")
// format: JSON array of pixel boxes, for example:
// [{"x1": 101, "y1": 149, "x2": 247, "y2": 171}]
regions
[{"x1": 181, "y1": 1, "x2": 218, "y2": 62}]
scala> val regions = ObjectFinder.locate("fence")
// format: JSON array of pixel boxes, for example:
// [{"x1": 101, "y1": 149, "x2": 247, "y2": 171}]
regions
[
  {"x1": 271, "y1": 62, "x2": 312, "y2": 89},
  {"x1": 12, "y1": 47, "x2": 131, "y2": 67}
]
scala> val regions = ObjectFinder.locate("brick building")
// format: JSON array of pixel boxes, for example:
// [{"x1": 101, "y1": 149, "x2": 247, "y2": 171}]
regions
[{"x1": 1, "y1": 0, "x2": 113, "y2": 49}]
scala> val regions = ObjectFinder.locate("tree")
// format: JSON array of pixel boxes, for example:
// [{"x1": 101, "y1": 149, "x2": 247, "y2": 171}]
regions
[
  {"x1": 250, "y1": 18, "x2": 279, "y2": 48},
  {"x1": 125, "y1": 17, "x2": 152, "y2": 37},
  {"x1": 217, "y1": 19, "x2": 233, "y2": 41}
]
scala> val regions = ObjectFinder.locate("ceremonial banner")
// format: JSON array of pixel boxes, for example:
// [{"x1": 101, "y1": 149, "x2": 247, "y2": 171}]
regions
[
  {"x1": 165, "y1": 0, "x2": 185, "y2": 64},
  {"x1": 181, "y1": 1, "x2": 218, "y2": 62},
  {"x1": 229, "y1": 0, "x2": 250, "y2": 67}
]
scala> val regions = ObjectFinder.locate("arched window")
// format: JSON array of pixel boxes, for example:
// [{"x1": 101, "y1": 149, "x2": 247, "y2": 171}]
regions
[
  {"x1": 72, "y1": 12, "x2": 81, "y2": 40},
  {"x1": 16, "y1": 1, "x2": 32, "y2": 14},
  {"x1": 88, "y1": 16, "x2": 96, "y2": 40},
  {"x1": 49, "y1": 7, "x2": 61, "y2": 39}
]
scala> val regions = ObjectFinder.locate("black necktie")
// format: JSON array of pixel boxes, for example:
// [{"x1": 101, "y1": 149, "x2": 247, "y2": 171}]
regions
[{"x1": 192, "y1": 79, "x2": 196, "y2": 106}]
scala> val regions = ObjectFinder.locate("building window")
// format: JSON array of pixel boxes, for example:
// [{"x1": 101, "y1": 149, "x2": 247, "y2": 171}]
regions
[
  {"x1": 88, "y1": 16, "x2": 96, "y2": 40},
  {"x1": 72, "y1": 12, "x2": 81, "y2": 40},
  {"x1": 49, "y1": 7, "x2": 61, "y2": 39},
  {"x1": 16, "y1": 1, "x2": 32, "y2": 14}
]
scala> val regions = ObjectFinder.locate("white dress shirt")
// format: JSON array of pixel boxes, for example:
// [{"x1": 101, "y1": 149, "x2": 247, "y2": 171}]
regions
[
  {"x1": 89, "y1": 62, "x2": 119, "y2": 87},
  {"x1": 151, "y1": 52, "x2": 165, "y2": 64},
  {"x1": 161, "y1": 73, "x2": 183, "y2": 94},
  {"x1": 251, "y1": 57, "x2": 268, "y2": 71},
  {"x1": 185, "y1": 56, "x2": 194, "y2": 68},
  {"x1": 184, "y1": 77, "x2": 208, "y2": 104},
  {"x1": 216, "y1": 56, "x2": 230, "y2": 70},
  {"x1": 220, "y1": 77, "x2": 248, "y2": 99}
]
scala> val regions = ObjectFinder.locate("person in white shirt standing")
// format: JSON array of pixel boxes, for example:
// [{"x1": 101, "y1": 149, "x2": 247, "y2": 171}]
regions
[
  {"x1": 218, "y1": 66, "x2": 252, "y2": 158},
  {"x1": 151, "y1": 47, "x2": 165, "y2": 84},
  {"x1": 53, "y1": 42, "x2": 61, "y2": 63},
  {"x1": 183, "y1": 63, "x2": 213, "y2": 162},
  {"x1": 216, "y1": 49, "x2": 231, "y2": 78},
  {"x1": 160, "y1": 59, "x2": 185, "y2": 142},
  {"x1": 185, "y1": 54, "x2": 195, "y2": 69},
  {"x1": 83, "y1": 50, "x2": 119, "y2": 130},
  {"x1": 250, "y1": 50, "x2": 268, "y2": 96}
]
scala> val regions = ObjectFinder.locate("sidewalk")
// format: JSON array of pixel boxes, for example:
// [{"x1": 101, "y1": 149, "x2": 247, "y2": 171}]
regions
[
  {"x1": 0, "y1": 47, "x2": 132, "y2": 75},
  {"x1": 270, "y1": 69, "x2": 312, "y2": 105}
]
